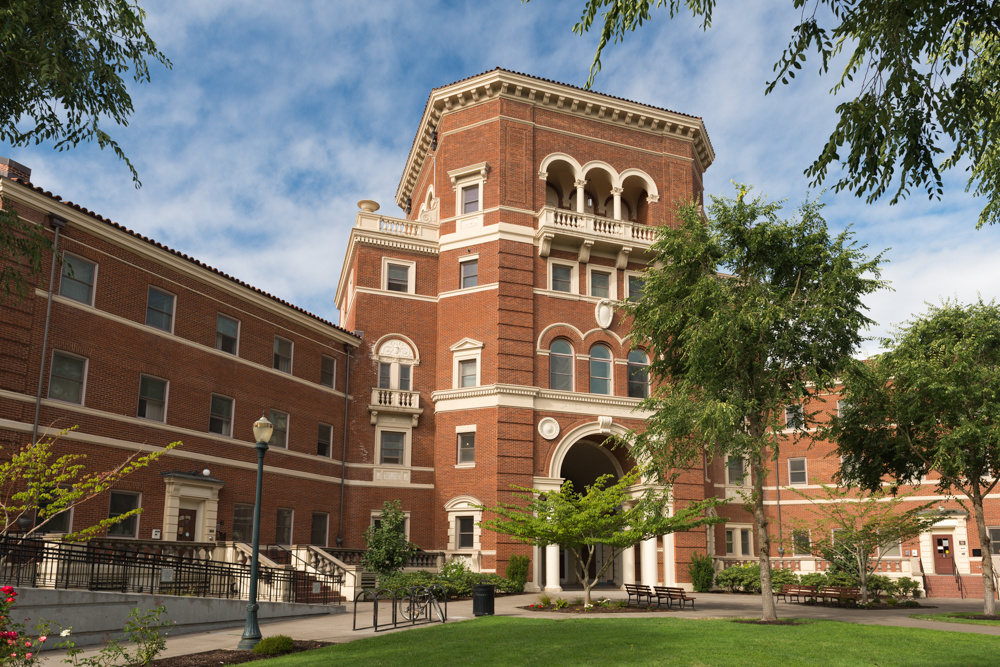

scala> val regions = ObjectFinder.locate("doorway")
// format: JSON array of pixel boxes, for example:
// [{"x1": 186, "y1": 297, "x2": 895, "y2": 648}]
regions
[
  {"x1": 177, "y1": 509, "x2": 197, "y2": 542},
  {"x1": 933, "y1": 534, "x2": 954, "y2": 574}
]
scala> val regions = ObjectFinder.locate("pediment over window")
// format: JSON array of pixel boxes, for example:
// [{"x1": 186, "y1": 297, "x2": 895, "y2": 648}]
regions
[{"x1": 449, "y1": 337, "x2": 485, "y2": 352}]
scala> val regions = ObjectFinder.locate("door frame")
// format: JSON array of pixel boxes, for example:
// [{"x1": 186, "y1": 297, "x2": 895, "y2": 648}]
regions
[{"x1": 932, "y1": 533, "x2": 955, "y2": 574}]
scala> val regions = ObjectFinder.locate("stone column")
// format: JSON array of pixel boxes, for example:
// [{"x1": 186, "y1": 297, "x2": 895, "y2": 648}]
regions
[
  {"x1": 641, "y1": 537, "x2": 659, "y2": 586},
  {"x1": 574, "y1": 179, "x2": 587, "y2": 213},
  {"x1": 663, "y1": 533, "x2": 676, "y2": 586},
  {"x1": 611, "y1": 187, "x2": 623, "y2": 220},
  {"x1": 622, "y1": 544, "x2": 636, "y2": 586},
  {"x1": 545, "y1": 543, "x2": 563, "y2": 592}
]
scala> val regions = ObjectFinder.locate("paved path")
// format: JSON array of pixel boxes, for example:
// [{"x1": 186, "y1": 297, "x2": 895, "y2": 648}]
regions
[{"x1": 38, "y1": 592, "x2": 1000, "y2": 663}]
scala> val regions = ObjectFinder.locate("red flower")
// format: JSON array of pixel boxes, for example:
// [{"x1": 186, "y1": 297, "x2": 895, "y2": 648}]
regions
[{"x1": 0, "y1": 587, "x2": 13, "y2": 594}]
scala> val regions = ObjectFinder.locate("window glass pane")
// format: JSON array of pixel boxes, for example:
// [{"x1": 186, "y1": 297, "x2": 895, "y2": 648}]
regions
[
  {"x1": 550, "y1": 349, "x2": 573, "y2": 391},
  {"x1": 275, "y1": 509, "x2": 293, "y2": 544},
  {"x1": 462, "y1": 185, "x2": 479, "y2": 214},
  {"x1": 37, "y1": 487, "x2": 72, "y2": 533},
  {"x1": 989, "y1": 528, "x2": 1000, "y2": 555},
  {"x1": 590, "y1": 271, "x2": 610, "y2": 298},
  {"x1": 273, "y1": 338, "x2": 292, "y2": 373},
  {"x1": 216, "y1": 314, "x2": 238, "y2": 354},
  {"x1": 882, "y1": 541, "x2": 901, "y2": 557},
  {"x1": 270, "y1": 410, "x2": 288, "y2": 448},
  {"x1": 461, "y1": 260, "x2": 478, "y2": 289},
  {"x1": 107, "y1": 492, "x2": 139, "y2": 536},
  {"x1": 138, "y1": 376, "x2": 167, "y2": 422},
  {"x1": 321, "y1": 356, "x2": 335, "y2": 388},
  {"x1": 727, "y1": 458, "x2": 744, "y2": 486},
  {"x1": 146, "y1": 288, "x2": 174, "y2": 331},
  {"x1": 459, "y1": 359, "x2": 477, "y2": 387},
  {"x1": 209, "y1": 396, "x2": 232, "y2": 436},
  {"x1": 785, "y1": 405, "x2": 804, "y2": 428},
  {"x1": 589, "y1": 346, "x2": 612, "y2": 395},
  {"x1": 49, "y1": 353, "x2": 85, "y2": 404},
  {"x1": 317, "y1": 424, "x2": 331, "y2": 457},
  {"x1": 399, "y1": 365, "x2": 411, "y2": 391},
  {"x1": 725, "y1": 529, "x2": 734, "y2": 555},
  {"x1": 59, "y1": 255, "x2": 95, "y2": 304},
  {"x1": 628, "y1": 276, "x2": 645, "y2": 301},
  {"x1": 380, "y1": 432, "x2": 404, "y2": 465},
  {"x1": 627, "y1": 350, "x2": 648, "y2": 399},
  {"x1": 789, "y1": 458, "x2": 807, "y2": 485},
  {"x1": 311, "y1": 513, "x2": 328, "y2": 546},
  {"x1": 232, "y1": 505, "x2": 254, "y2": 542},
  {"x1": 379, "y1": 363, "x2": 392, "y2": 389},
  {"x1": 458, "y1": 516, "x2": 474, "y2": 549},
  {"x1": 793, "y1": 531, "x2": 811, "y2": 555},
  {"x1": 552, "y1": 265, "x2": 572, "y2": 293},
  {"x1": 741, "y1": 529, "x2": 751, "y2": 556},
  {"x1": 387, "y1": 264, "x2": 409, "y2": 292},
  {"x1": 458, "y1": 433, "x2": 475, "y2": 464}
]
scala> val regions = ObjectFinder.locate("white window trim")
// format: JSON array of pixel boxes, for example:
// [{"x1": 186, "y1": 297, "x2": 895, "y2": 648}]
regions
[
  {"x1": 311, "y1": 512, "x2": 330, "y2": 547},
  {"x1": 374, "y1": 425, "x2": 412, "y2": 467},
  {"x1": 209, "y1": 393, "x2": 235, "y2": 438},
  {"x1": 456, "y1": 424, "x2": 477, "y2": 468},
  {"x1": 273, "y1": 336, "x2": 294, "y2": 375},
  {"x1": 725, "y1": 456, "x2": 748, "y2": 487},
  {"x1": 837, "y1": 400, "x2": 848, "y2": 418},
  {"x1": 448, "y1": 162, "x2": 489, "y2": 218},
  {"x1": 588, "y1": 344, "x2": 614, "y2": 396},
  {"x1": 458, "y1": 254, "x2": 480, "y2": 291},
  {"x1": 59, "y1": 251, "x2": 98, "y2": 307},
  {"x1": 137, "y1": 373, "x2": 170, "y2": 423},
  {"x1": 275, "y1": 508, "x2": 294, "y2": 545},
  {"x1": 145, "y1": 286, "x2": 176, "y2": 335},
  {"x1": 784, "y1": 404, "x2": 804, "y2": 429},
  {"x1": 269, "y1": 409, "x2": 290, "y2": 449},
  {"x1": 317, "y1": 421, "x2": 334, "y2": 458},
  {"x1": 725, "y1": 523, "x2": 754, "y2": 558},
  {"x1": 381, "y1": 256, "x2": 417, "y2": 295},
  {"x1": 216, "y1": 313, "x2": 241, "y2": 356},
  {"x1": 787, "y1": 457, "x2": 808, "y2": 486},
  {"x1": 623, "y1": 269, "x2": 647, "y2": 301},
  {"x1": 586, "y1": 264, "x2": 617, "y2": 300},
  {"x1": 792, "y1": 529, "x2": 812, "y2": 556},
  {"x1": 321, "y1": 354, "x2": 337, "y2": 389},
  {"x1": 48, "y1": 350, "x2": 89, "y2": 406},
  {"x1": 373, "y1": 338, "x2": 418, "y2": 391},
  {"x1": 547, "y1": 257, "x2": 580, "y2": 294},
  {"x1": 549, "y1": 341, "x2": 576, "y2": 392},
  {"x1": 451, "y1": 338, "x2": 484, "y2": 389},
  {"x1": 370, "y1": 510, "x2": 412, "y2": 539},
  {"x1": 108, "y1": 491, "x2": 142, "y2": 539},
  {"x1": 444, "y1": 496, "x2": 483, "y2": 552}
]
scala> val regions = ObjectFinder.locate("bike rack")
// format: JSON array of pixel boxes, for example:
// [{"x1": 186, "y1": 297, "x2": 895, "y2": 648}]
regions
[{"x1": 353, "y1": 584, "x2": 447, "y2": 632}]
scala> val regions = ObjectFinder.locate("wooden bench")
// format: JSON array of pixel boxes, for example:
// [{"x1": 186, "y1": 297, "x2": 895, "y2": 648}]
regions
[
  {"x1": 624, "y1": 583, "x2": 652, "y2": 606},
  {"x1": 819, "y1": 586, "x2": 860, "y2": 606},
  {"x1": 776, "y1": 584, "x2": 818, "y2": 603},
  {"x1": 652, "y1": 586, "x2": 697, "y2": 609}
]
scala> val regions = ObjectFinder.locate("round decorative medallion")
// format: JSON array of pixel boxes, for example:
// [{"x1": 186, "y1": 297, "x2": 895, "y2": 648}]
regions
[
  {"x1": 595, "y1": 299, "x2": 615, "y2": 329},
  {"x1": 538, "y1": 418, "x2": 560, "y2": 441}
]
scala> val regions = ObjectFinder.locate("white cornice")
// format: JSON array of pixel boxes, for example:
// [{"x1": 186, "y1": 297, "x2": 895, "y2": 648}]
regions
[
  {"x1": 430, "y1": 383, "x2": 652, "y2": 418},
  {"x1": 334, "y1": 227, "x2": 440, "y2": 308}
]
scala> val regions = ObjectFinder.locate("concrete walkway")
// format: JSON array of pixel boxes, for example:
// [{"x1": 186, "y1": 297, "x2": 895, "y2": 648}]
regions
[{"x1": 38, "y1": 592, "x2": 1000, "y2": 663}]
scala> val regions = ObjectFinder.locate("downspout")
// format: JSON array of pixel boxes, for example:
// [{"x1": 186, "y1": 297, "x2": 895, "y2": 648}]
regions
[
  {"x1": 336, "y1": 342, "x2": 352, "y2": 547},
  {"x1": 774, "y1": 455, "x2": 784, "y2": 557},
  {"x1": 31, "y1": 216, "x2": 67, "y2": 446}
]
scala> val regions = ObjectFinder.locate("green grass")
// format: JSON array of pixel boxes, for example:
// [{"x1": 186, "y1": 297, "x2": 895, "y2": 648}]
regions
[
  {"x1": 911, "y1": 612, "x2": 1000, "y2": 627},
  {"x1": 261, "y1": 617, "x2": 1000, "y2": 667}
]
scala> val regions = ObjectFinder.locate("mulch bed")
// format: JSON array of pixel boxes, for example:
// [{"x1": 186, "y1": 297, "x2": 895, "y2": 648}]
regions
[
  {"x1": 732, "y1": 620, "x2": 805, "y2": 626},
  {"x1": 951, "y1": 614, "x2": 1000, "y2": 621},
  {"x1": 519, "y1": 604, "x2": 678, "y2": 614},
  {"x1": 150, "y1": 640, "x2": 333, "y2": 667}
]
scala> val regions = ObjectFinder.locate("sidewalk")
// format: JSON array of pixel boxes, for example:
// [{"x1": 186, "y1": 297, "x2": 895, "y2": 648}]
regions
[{"x1": 38, "y1": 591, "x2": 1000, "y2": 664}]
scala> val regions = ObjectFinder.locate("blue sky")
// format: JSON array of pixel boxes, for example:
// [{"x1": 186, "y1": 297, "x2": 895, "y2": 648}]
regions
[{"x1": 5, "y1": 0, "x2": 999, "y2": 356}]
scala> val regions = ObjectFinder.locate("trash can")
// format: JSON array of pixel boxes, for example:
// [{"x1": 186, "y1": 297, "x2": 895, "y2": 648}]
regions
[{"x1": 472, "y1": 582, "x2": 496, "y2": 616}]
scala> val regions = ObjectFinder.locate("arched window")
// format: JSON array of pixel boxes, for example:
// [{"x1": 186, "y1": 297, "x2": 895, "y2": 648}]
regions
[
  {"x1": 589, "y1": 345, "x2": 612, "y2": 395},
  {"x1": 627, "y1": 350, "x2": 648, "y2": 399},
  {"x1": 376, "y1": 339, "x2": 415, "y2": 392},
  {"x1": 549, "y1": 340, "x2": 574, "y2": 391}
]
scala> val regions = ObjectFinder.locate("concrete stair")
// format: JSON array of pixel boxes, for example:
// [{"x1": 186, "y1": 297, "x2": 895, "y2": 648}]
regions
[{"x1": 924, "y1": 574, "x2": 997, "y2": 599}]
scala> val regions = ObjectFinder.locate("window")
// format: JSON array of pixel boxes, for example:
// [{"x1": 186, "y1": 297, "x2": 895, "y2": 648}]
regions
[
  {"x1": 386, "y1": 263, "x2": 410, "y2": 292},
  {"x1": 551, "y1": 264, "x2": 573, "y2": 293},
  {"x1": 378, "y1": 362, "x2": 392, "y2": 389},
  {"x1": 727, "y1": 457, "x2": 745, "y2": 486},
  {"x1": 216, "y1": 314, "x2": 239, "y2": 355},
  {"x1": 145, "y1": 287, "x2": 175, "y2": 332},
  {"x1": 232, "y1": 504, "x2": 254, "y2": 542},
  {"x1": 549, "y1": 340, "x2": 574, "y2": 391},
  {"x1": 317, "y1": 423, "x2": 332, "y2": 457},
  {"x1": 459, "y1": 359, "x2": 477, "y2": 388},
  {"x1": 107, "y1": 491, "x2": 139, "y2": 537},
  {"x1": 275, "y1": 508, "x2": 293, "y2": 545},
  {"x1": 627, "y1": 350, "x2": 648, "y2": 399},
  {"x1": 988, "y1": 528, "x2": 1000, "y2": 555},
  {"x1": 627, "y1": 275, "x2": 645, "y2": 301},
  {"x1": 59, "y1": 253, "x2": 96, "y2": 305},
  {"x1": 793, "y1": 530, "x2": 811, "y2": 556},
  {"x1": 460, "y1": 258, "x2": 478, "y2": 289},
  {"x1": 837, "y1": 400, "x2": 850, "y2": 417},
  {"x1": 269, "y1": 410, "x2": 289, "y2": 448},
  {"x1": 882, "y1": 541, "x2": 901, "y2": 557},
  {"x1": 785, "y1": 404, "x2": 804, "y2": 429},
  {"x1": 726, "y1": 529, "x2": 734, "y2": 555},
  {"x1": 37, "y1": 488, "x2": 72, "y2": 533},
  {"x1": 462, "y1": 185, "x2": 480, "y2": 214},
  {"x1": 273, "y1": 337, "x2": 293, "y2": 374},
  {"x1": 399, "y1": 364, "x2": 411, "y2": 391},
  {"x1": 722, "y1": 526, "x2": 753, "y2": 557},
  {"x1": 320, "y1": 355, "x2": 336, "y2": 388},
  {"x1": 589, "y1": 345, "x2": 612, "y2": 395},
  {"x1": 788, "y1": 458, "x2": 807, "y2": 485},
  {"x1": 457, "y1": 516, "x2": 475, "y2": 549},
  {"x1": 590, "y1": 270, "x2": 611, "y2": 298},
  {"x1": 380, "y1": 431, "x2": 405, "y2": 465},
  {"x1": 137, "y1": 375, "x2": 167, "y2": 422},
  {"x1": 48, "y1": 352, "x2": 86, "y2": 404},
  {"x1": 209, "y1": 395, "x2": 233, "y2": 436},
  {"x1": 458, "y1": 432, "x2": 475, "y2": 465},
  {"x1": 371, "y1": 513, "x2": 410, "y2": 537},
  {"x1": 740, "y1": 529, "x2": 752, "y2": 557},
  {"x1": 311, "y1": 513, "x2": 329, "y2": 547}
]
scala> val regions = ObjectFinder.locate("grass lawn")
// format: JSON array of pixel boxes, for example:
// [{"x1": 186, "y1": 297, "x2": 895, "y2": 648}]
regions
[
  {"x1": 911, "y1": 612, "x2": 1000, "y2": 627},
  {"x1": 260, "y1": 616, "x2": 1000, "y2": 667}
]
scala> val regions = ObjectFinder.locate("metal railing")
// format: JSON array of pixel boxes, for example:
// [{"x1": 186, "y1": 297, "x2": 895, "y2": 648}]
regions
[
  {"x1": 950, "y1": 551, "x2": 964, "y2": 599},
  {"x1": 0, "y1": 535, "x2": 340, "y2": 604}
]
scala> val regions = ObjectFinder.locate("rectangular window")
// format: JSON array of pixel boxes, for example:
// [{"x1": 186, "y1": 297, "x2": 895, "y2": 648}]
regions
[
  {"x1": 628, "y1": 276, "x2": 645, "y2": 301},
  {"x1": 458, "y1": 433, "x2": 475, "y2": 464},
  {"x1": 460, "y1": 259, "x2": 478, "y2": 289},
  {"x1": 378, "y1": 362, "x2": 392, "y2": 389},
  {"x1": 785, "y1": 404, "x2": 804, "y2": 428},
  {"x1": 459, "y1": 359, "x2": 477, "y2": 387},
  {"x1": 59, "y1": 254, "x2": 96, "y2": 305},
  {"x1": 989, "y1": 528, "x2": 1000, "y2": 555},
  {"x1": 269, "y1": 409, "x2": 289, "y2": 448},
  {"x1": 462, "y1": 185, "x2": 479, "y2": 214},
  {"x1": 320, "y1": 355, "x2": 336, "y2": 388},
  {"x1": 882, "y1": 541, "x2": 902, "y2": 557},
  {"x1": 380, "y1": 431, "x2": 404, "y2": 465},
  {"x1": 788, "y1": 458, "x2": 807, "y2": 485},
  {"x1": 399, "y1": 364, "x2": 411, "y2": 391},
  {"x1": 137, "y1": 375, "x2": 167, "y2": 422},
  {"x1": 273, "y1": 337, "x2": 293, "y2": 373},
  {"x1": 209, "y1": 395, "x2": 233, "y2": 436},
  {"x1": 275, "y1": 508, "x2": 293, "y2": 545},
  {"x1": 741, "y1": 529, "x2": 752, "y2": 557},
  {"x1": 232, "y1": 504, "x2": 254, "y2": 542},
  {"x1": 590, "y1": 270, "x2": 611, "y2": 298},
  {"x1": 727, "y1": 458, "x2": 745, "y2": 486},
  {"x1": 837, "y1": 400, "x2": 849, "y2": 417},
  {"x1": 725, "y1": 529, "x2": 734, "y2": 555},
  {"x1": 457, "y1": 516, "x2": 475, "y2": 549},
  {"x1": 386, "y1": 264, "x2": 409, "y2": 292},
  {"x1": 37, "y1": 487, "x2": 72, "y2": 534},
  {"x1": 49, "y1": 352, "x2": 86, "y2": 404},
  {"x1": 317, "y1": 423, "x2": 332, "y2": 457},
  {"x1": 311, "y1": 513, "x2": 329, "y2": 547},
  {"x1": 793, "y1": 530, "x2": 811, "y2": 556},
  {"x1": 107, "y1": 491, "x2": 139, "y2": 537},
  {"x1": 216, "y1": 314, "x2": 239, "y2": 355},
  {"x1": 552, "y1": 264, "x2": 572, "y2": 293},
  {"x1": 145, "y1": 287, "x2": 174, "y2": 332}
]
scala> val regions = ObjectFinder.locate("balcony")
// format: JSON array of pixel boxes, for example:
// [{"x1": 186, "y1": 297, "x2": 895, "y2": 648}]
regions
[
  {"x1": 535, "y1": 205, "x2": 656, "y2": 266},
  {"x1": 368, "y1": 387, "x2": 423, "y2": 426},
  {"x1": 354, "y1": 210, "x2": 438, "y2": 242}
]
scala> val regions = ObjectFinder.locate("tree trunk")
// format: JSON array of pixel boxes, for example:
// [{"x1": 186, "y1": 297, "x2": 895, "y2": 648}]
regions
[
  {"x1": 971, "y1": 488, "x2": 997, "y2": 616},
  {"x1": 750, "y1": 456, "x2": 778, "y2": 621},
  {"x1": 858, "y1": 556, "x2": 869, "y2": 605}
]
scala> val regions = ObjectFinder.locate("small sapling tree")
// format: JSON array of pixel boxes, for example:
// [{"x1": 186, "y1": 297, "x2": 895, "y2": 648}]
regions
[{"x1": 362, "y1": 500, "x2": 418, "y2": 577}]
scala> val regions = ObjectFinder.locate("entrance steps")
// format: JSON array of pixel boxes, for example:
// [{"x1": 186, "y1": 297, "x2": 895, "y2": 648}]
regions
[{"x1": 923, "y1": 574, "x2": 997, "y2": 599}]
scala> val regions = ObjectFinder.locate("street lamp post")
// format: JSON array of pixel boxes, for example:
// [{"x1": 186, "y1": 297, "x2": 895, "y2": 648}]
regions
[{"x1": 238, "y1": 415, "x2": 272, "y2": 650}]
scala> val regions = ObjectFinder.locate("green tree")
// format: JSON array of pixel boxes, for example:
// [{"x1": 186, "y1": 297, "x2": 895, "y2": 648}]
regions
[
  {"x1": 788, "y1": 485, "x2": 936, "y2": 604},
  {"x1": 832, "y1": 299, "x2": 1000, "y2": 614},
  {"x1": 621, "y1": 185, "x2": 885, "y2": 620},
  {"x1": 542, "y1": 0, "x2": 1000, "y2": 227},
  {"x1": 0, "y1": 0, "x2": 170, "y2": 303},
  {"x1": 362, "y1": 500, "x2": 418, "y2": 577},
  {"x1": 479, "y1": 470, "x2": 724, "y2": 606}
]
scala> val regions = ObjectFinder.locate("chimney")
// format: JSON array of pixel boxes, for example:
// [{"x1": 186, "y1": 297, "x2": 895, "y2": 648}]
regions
[{"x1": 0, "y1": 157, "x2": 31, "y2": 182}]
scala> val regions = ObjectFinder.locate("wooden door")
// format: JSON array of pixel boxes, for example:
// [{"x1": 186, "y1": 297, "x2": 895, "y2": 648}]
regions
[
  {"x1": 177, "y1": 509, "x2": 197, "y2": 542},
  {"x1": 933, "y1": 534, "x2": 953, "y2": 574}
]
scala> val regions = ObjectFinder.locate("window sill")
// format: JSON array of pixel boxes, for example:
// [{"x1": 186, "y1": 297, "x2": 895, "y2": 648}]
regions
[{"x1": 455, "y1": 463, "x2": 476, "y2": 469}]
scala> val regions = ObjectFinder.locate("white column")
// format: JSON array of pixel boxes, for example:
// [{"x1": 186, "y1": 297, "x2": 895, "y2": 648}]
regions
[
  {"x1": 663, "y1": 533, "x2": 676, "y2": 586},
  {"x1": 611, "y1": 187, "x2": 623, "y2": 220},
  {"x1": 528, "y1": 545, "x2": 542, "y2": 592},
  {"x1": 622, "y1": 545, "x2": 636, "y2": 587},
  {"x1": 641, "y1": 537, "x2": 658, "y2": 587},
  {"x1": 545, "y1": 543, "x2": 562, "y2": 592},
  {"x1": 574, "y1": 179, "x2": 587, "y2": 213}
]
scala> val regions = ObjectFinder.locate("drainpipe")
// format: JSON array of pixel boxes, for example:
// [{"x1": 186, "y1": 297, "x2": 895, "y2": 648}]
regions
[
  {"x1": 336, "y1": 342, "x2": 352, "y2": 547},
  {"x1": 774, "y1": 456, "x2": 784, "y2": 558},
  {"x1": 31, "y1": 216, "x2": 67, "y2": 446}
]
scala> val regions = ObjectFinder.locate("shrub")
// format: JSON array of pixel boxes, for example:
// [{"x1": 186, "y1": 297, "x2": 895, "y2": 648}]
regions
[
  {"x1": 378, "y1": 568, "x2": 521, "y2": 599},
  {"x1": 825, "y1": 570, "x2": 855, "y2": 587},
  {"x1": 896, "y1": 577, "x2": 919, "y2": 598},
  {"x1": 866, "y1": 575, "x2": 897, "y2": 599},
  {"x1": 362, "y1": 500, "x2": 418, "y2": 576},
  {"x1": 799, "y1": 572, "x2": 828, "y2": 587},
  {"x1": 769, "y1": 568, "x2": 799, "y2": 592},
  {"x1": 505, "y1": 555, "x2": 530, "y2": 593},
  {"x1": 252, "y1": 635, "x2": 295, "y2": 656},
  {"x1": 688, "y1": 552, "x2": 716, "y2": 592},
  {"x1": 716, "y1": 563, "x2": 760, "y2": 593}
]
